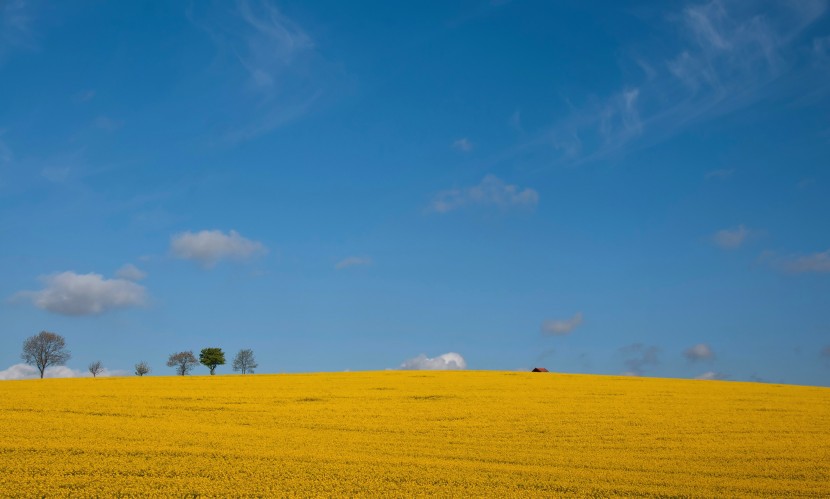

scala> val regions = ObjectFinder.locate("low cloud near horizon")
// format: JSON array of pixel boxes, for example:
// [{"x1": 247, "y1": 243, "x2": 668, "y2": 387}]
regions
[
  {"x1": 15, "y1": 271, "x2": 147, "y2": 316},
  {"x1": 0, "y1": 363, "x2": 129, "y2": 381},
  {"x1": 399, "y1": 352, "x2": 467, "y2": 370},
  {"x1": 170, "y1": 229, "x2": 267, "y2": 268}
]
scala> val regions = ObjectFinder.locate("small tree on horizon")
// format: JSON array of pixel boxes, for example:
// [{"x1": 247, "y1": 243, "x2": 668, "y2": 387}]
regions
[
  {"x1": 232, "y1": 349, "x2": 258, "y2": 374},
  {"x1": 134, "y1": 361, "x2": 150, "y2": 376},
  {"x1": 167, "y1": 351, "x2": 198, "y2": 376},
  {"x1": 21, "y1": 331, "x2": 71, "y2": 379},
  {"x1": 88, "y1": 361, "x2": 104, "y2": 378},
  {"x1": 199, "y1": 348, "x2": 226, "y2": 375}
]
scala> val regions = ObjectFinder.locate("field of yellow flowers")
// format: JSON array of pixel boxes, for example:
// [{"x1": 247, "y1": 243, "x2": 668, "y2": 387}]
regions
[{"x1": 1, "y1": 371, "x2": 828, "y2": 496}]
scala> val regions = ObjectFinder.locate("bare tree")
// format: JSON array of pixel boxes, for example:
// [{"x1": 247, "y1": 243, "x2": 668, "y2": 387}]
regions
[
  {"x1": 134, "y1": 361, "x2": 150, "y2": 376},
  {"x1": 21, "y1": 331, "x2": 71, "y2": 379},
  {"x1": 167, "y1": 351, "x2": 198, "y2": 376},
  {"x1": 232, "y1": 349, "x2": 258, "y2": 374},
  {"x1": 88, "y1": 361, "x2": 104, "y2": 378}
]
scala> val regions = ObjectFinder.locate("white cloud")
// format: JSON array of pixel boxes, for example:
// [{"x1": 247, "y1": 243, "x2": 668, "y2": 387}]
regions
[
  {"x1": 452, "y1": 138, "x2": 473, "y2": 152},
  {"x1": 541, "y1": 312, "x2": 583, "y2": 335},
  {"x1": 0, "y1": 363, "x2": 128, "y2": 380},
  {"x1": 430, "y1": 174, "x2": 539, "y2": 213},
  {"x1": 115, "y1": 264, "x2": 146, "y2": 281},
  {"x1": 400, "y1": 352, "x2": 467, "y2": 370},
  {"x1": 335, "y1": 256, "x2": 372, "y2": 270},
  {"x1": 695, "y1": 371, "x2": 728, "y2": 380},
  {"x1": 170, "y1": 229, "x2": 267, "y2": 267},
  {"x1": 760, "y1": 249, "x2": 830, "y2": 274},
  {"x1": 16, "y1": 271, "x2": 147, "y2": 316},
  {"x1": 684, "y1": 343, "x2": 715, "y2": 362},
  {"x1": 712, "y1": 225, "x2": 750, "y2": 249}
]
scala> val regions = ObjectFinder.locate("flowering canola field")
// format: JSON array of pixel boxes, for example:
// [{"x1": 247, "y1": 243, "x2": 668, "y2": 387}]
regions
[{"x1": 1, "y1": 371, "x2": 828, "y2": 497}]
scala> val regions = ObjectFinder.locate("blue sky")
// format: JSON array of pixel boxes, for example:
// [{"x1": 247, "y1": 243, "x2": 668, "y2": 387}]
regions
[{"x1": 1, "y1": 0, "x2": 829, "y2": 384}]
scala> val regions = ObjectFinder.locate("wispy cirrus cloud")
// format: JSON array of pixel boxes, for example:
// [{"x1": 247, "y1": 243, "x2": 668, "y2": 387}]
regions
[
  {"x1": 705, "y1": 168, "x2": 734, "y2": 180},
  {"x1": 190, "y1": 0, "x2": 343, "y2": 143},
  {"x1": 14, "y1": 271, "x2": 147, "y2": 316},
  {"x1": 429, "y1": 174, "x2": 538, "y2": 213},
  {"x1": 520, "y1": 1, "x2": 827, "y2": 165},
  {"x1": 335, "y1": 256, "x2": 372, "y2": 270},
  {"x1": 170, "y1": 229, "x2": 267, "y2": 268},
  {"x1": 1, "y1": 0, "x2": 36, "y2": 62},
  {"x1": 760, "y1": 249, "x2": 830, "y2": 274}
]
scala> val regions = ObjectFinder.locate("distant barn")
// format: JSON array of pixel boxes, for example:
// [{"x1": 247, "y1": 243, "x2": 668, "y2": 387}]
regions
[{"x1": 532, "y1": 367, "x2": 549, "y2": 372}]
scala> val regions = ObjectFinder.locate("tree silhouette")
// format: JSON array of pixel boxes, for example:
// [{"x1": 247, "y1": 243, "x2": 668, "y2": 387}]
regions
[
  {"x1": 167, "y1": 351, "x2": 198, "y2": 376},
  {"x1": 21, "y1": 331, "x2": 71, "y2": 379},
  {"x1": 199, "y1": 348, "x2": 226, "y2": 375},
  {"x1": 88, "y1": 361, "x2": 104, "y2": 378},
  {"x1": 232, "y1": 349, "x2": 258, "y2": 374}
]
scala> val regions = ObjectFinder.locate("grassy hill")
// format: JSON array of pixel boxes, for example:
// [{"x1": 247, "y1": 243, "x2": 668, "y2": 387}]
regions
[{"x1": 1, "y1": 371, "x2": 828, "y2": 496}]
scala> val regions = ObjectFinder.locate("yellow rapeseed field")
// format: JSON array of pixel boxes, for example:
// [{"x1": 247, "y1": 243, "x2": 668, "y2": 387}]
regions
[{"x1": 1, "y1": 371, "x2": 828, "y2": 497}]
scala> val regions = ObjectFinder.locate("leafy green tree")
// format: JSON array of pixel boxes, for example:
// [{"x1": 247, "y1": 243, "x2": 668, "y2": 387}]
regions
[
  {"x1": 21, "y1": 331, "x2": 71, "y2": 379},
  {"x1": 167, "y1": 351, "x2": 198, "y2": 376},
  {"x1": 232, "y1": 349, "x2": 258, "y2": 374},
  {"x1": 199, "y1": 347, "x2": 226, "y2": 375}
]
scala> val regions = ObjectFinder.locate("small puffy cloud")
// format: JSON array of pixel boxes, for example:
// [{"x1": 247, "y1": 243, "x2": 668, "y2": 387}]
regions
[
  {"x1": 16, "y1": 271, "x2": 147, "y2": 316},
  {"x1": 761, "y1": 249, "x2": 830, "y2": 274},
  {"x1": 620, "y1": 343, "x2": 660, "y2": 376},
  {"x1": 335, "y1": 256, "x2": 372, "y2": 270},
  {"x1": 695, "y1": 371, "x2": 729, "y2": 380},
  {"x1": 115, "y1": 263, "x2": 146, "y2": 281},
  {"x1": 430, "y1": 174, "x2": 539, "y2": 213},
  {"x1": 170, "y1": 229, "x2": 267, "y2": 267},
  {"x1": 400, "y1": 352, "x2": 467, "y2": 370},
  {"x1": 712, "y1": 225, "x2": 751, "y2": 249},
  {"x1": 541, "y1": 312, "x2": 583, "y2": 336},
  {"x1": 684, "y1": 343, "x2": 715, "y2": 362},
  {"x1": 452, "y1": 138, "x2": 473, "y2": 152}
]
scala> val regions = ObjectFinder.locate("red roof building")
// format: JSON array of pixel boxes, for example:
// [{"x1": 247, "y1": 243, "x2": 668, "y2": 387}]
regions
[{"x1": 532, "y1": 367, "x2": 549, "y2": 372}]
